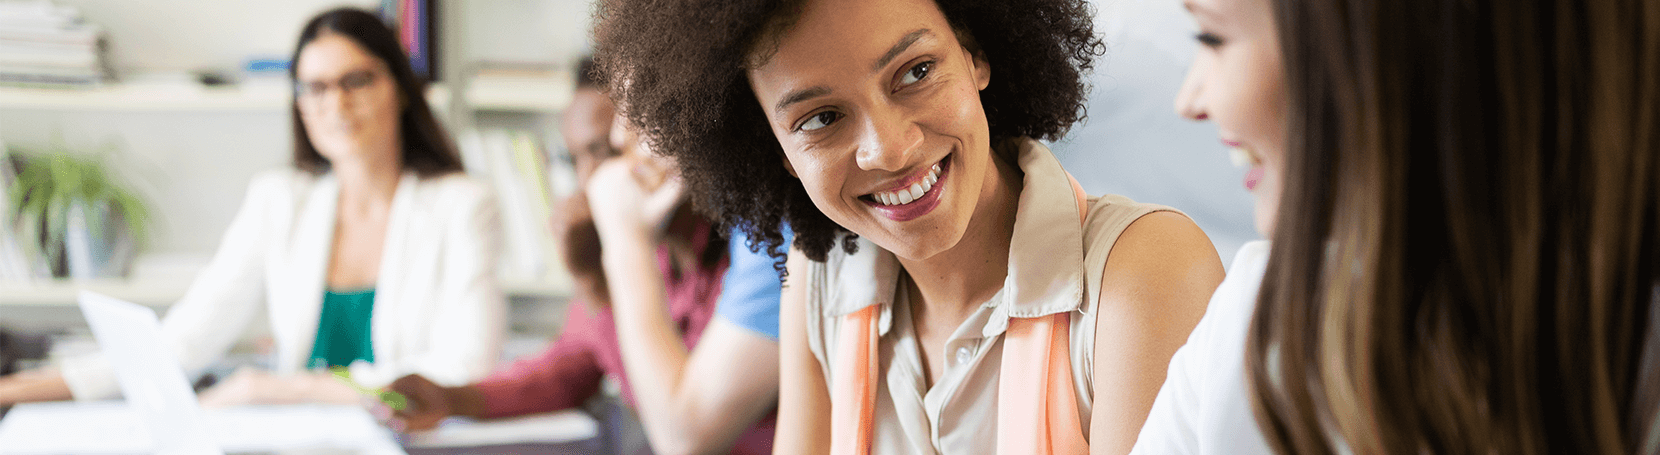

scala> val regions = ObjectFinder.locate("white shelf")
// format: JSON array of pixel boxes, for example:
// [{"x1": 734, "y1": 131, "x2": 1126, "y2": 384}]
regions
[
  {"x1": 0, "y1": 278, "x2": 193, "y2": 307},
  {"x1": 0, "y1": 82, "x2": 451, "y2": 113},
  {"x1": 465, "y1": 79, "x2": 571, "y2": 112},
  {"x1": 0, "y1": 253, "x2": 571, "y2": 307}
]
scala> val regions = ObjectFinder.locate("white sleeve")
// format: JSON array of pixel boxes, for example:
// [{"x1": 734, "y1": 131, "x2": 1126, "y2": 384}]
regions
[
  {"x1": 395, "y1": 181, "x2": 506, "y2": 387},
  {"x1": 60, "y1": 172, "x2": 282, "y2": 400}
]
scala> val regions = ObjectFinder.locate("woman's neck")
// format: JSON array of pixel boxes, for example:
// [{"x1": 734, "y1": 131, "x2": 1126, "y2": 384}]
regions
[
  {"x1": 896, "y1": 144, "x2": 1023, "y2": 320},
  {"x1": 333, "y1": 155, "x2": 403, "y2": 216}
]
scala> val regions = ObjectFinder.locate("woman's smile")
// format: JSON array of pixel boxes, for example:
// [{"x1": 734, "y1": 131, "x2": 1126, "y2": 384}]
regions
[{"x1": 859, "y1": 153, "x2": 950, "y2": 221}]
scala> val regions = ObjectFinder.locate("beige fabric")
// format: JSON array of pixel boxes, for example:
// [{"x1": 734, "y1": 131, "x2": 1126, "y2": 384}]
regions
[{"x1": 804, "y1": 139, "x2": 1177, "y2": 454}]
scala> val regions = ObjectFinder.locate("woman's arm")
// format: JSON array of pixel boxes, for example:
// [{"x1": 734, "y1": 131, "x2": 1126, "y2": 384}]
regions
[
  {"x1": 1089, "y1": 212, "x2": 1224, "y2": 454},
  {"x1": 774, "y1": 248, "x2": 832, "y2": 455},
  {"x1": 586, "y1": 157, "x2": 783, "y2": 455},
  {"x1": 0, "y1": 367, "x2": 72, "y2": 405}
]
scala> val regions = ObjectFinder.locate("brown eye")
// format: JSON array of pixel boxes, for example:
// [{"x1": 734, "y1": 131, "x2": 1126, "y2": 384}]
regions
[
  {"x1": 900, "y1": 61, "x2": 934, "y2": 85},
  {"x1": 1196, "y1": 32, "x2": 1224, "y2": 48},
  {"x1": 798, "y1": 111, "x2": 842, "y2": 132}
]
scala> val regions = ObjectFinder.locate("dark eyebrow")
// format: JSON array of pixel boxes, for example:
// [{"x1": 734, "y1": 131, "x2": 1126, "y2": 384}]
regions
[
  {"x1": 770, "y1": 29, "x2": 932, "y2": 116},
  {"x1": 773, "y1": 86, "x2": 831, "y2": 114},
  {"x1": 873, "y1": 29, "x2": 932, "y2": 73}
]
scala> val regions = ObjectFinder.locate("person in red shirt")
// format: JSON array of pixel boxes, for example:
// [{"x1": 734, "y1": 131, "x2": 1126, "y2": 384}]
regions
[{"x1": 379, "y1": 59, "x2": 782, "y2": 455}]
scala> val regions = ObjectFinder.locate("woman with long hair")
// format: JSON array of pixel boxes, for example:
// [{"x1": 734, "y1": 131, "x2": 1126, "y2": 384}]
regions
[
  {"x1": 0, "y1": 7, "x2": 505, "y2": 406},
  {"x1": 1133, "y1": 0, "x2": 1660, "y2": 453}
]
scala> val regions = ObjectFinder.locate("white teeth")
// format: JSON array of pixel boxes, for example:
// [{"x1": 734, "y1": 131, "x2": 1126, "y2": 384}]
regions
[
  {"x1": 1228, "y1": 147, "x2": 1254, "y2": 167},
  {"x1": 870, "y1": 161, "x2": 944, "y2": 206}
]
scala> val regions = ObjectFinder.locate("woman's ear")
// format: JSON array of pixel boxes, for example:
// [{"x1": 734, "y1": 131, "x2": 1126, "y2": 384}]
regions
[{"x1": 969, "y1": 47, "x2": 991, "y2": 91}]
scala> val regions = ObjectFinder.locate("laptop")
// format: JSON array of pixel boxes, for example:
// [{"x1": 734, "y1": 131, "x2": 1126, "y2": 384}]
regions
[
  {"x1": 0, "y1": 291, "x2": 404, "y2": 455},
  {"x1": 77, "y1": 290, "x2": 224, "y2": 455}
]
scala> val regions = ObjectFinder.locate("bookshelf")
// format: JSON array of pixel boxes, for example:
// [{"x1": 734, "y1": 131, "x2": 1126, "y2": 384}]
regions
[{"x1": 0, "y1": 82, "x2": 450, "y2": 113}]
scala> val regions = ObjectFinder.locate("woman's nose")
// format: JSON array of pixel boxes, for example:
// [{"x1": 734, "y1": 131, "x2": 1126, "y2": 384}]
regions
[
  {"x1": 1174, "y1": 57, "x2": 1209, "y2": 120},
  {"x1": 854, "y1": 104, "x2": 923, "y2": 172}
]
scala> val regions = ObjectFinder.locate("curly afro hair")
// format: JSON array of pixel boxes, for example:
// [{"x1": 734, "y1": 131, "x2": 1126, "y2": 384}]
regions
[{"x1": 592, "y1": 0, "x2": 1103, "y2": 265}]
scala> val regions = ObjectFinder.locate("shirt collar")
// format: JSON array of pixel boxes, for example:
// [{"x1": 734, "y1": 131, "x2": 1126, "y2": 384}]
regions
[{"x1": 821, "y1": 139, "x2": 1087, "y2": 337}]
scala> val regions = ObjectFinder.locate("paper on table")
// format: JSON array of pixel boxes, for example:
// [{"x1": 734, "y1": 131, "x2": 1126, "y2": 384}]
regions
[
  {"x1": 403, "y1": 410, "x2": 598, "y2": 449},
  {"x1": 0, "y1": 401, "x2": 406, "y2": 455}
]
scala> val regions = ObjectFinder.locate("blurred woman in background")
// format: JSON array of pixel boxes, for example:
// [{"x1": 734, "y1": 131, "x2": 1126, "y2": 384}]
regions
[
  {"x1": 1132, "y1": 0, "x2": 1660, "y2": 453},
  {"x1": 0, "y1": 7, "x2": 504, "y2": 406}
]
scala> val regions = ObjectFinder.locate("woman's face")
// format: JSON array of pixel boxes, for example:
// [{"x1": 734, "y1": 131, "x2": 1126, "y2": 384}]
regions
[
  {"x1": 1176, "y1": 0, "x2": 1287, "y2": 237},
  {"x1": 295, "y1": 32, "x2": 404, "y2": 167},
  {"x1": 747, "y1": 0, "x2": 994, "y2": 260}
]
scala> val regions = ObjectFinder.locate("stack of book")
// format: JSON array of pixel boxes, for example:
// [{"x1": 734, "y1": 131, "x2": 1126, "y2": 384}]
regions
[
  {"x1": 378, "y1": 0, "x2": 435, "y2": 82},
  {"x1": 457, "y1": 129, "x2": 578, "y2": 283},
  {"x1": 0, "y1": 1, "x2": 109, "y2": 88}
]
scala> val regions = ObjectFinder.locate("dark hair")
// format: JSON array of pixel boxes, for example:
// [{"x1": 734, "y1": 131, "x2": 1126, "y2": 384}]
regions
[
  {"x1": 1248, "y1": 0, "x2": 1660, "y2": 453},
  {"x1": 592, "y1": 0, "x2": 1102, "y2": 263},
  {"x1": 289, "y1": 7, "x2": 463, "y2": 177},
  {"x1": 575, "y1": 55, "x2": 598, "y2": 89}
]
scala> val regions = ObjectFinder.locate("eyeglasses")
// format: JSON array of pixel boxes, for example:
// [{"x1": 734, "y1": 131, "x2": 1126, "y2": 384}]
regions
[{"x1": 294, "y1": 69, "x2": 383, "y2": 100}]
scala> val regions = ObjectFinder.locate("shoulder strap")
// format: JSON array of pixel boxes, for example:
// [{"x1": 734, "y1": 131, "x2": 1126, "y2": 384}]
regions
[
  {"x1": 830, "y1": 305, "x2": 880, "y2": 455},
  {"x1": 829, "y1": 173, "x2": 1092, "y2": 455}
]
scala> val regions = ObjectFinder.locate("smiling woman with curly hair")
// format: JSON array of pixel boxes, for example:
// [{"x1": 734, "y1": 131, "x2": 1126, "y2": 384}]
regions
[{"x1": 595, "y1": 0, "x2": 1226, "y2": 453}]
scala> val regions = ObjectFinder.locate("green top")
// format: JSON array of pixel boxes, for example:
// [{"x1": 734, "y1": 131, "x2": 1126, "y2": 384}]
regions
[{"x1": 307, "y1": 287, "x2": 376, "y2": 370}]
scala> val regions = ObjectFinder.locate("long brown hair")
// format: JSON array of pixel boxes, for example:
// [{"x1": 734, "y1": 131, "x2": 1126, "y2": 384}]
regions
[
  {"x1": 1247, "y1": 0, "x2": 1660, "y2": 453},
  {"x1": 289, "y1": 7, "x2": 462, "y2": 177}
]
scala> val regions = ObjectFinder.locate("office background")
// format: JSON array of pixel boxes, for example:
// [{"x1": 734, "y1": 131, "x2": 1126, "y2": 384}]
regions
[{"x1": 0, "y1": 0, "x2": 1252, "y2": 363}]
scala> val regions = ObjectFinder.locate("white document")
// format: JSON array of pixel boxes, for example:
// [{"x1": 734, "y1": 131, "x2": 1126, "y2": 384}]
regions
[
  {"x1": 0, "y1": 401, "x2": 406, "y2": 455},
  {"x1": 404, "y1": 410, "x2": 598, "y2": 449}
]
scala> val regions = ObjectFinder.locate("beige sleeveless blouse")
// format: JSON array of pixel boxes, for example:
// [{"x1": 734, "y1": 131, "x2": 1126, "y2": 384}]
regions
[{"x1": 803, "y1": 139, "x2": 1179, "y2": 454}]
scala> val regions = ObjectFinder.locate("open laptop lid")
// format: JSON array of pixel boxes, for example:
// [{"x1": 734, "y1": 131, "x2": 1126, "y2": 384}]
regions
[{"x1": 78, "y1": 291, "x2": 224, "y2": 455}]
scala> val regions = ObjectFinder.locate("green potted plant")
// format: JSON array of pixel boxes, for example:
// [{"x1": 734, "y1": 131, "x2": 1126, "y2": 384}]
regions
[{"x1": 6, "y1": 142, "x2": 150, "y2": 280}]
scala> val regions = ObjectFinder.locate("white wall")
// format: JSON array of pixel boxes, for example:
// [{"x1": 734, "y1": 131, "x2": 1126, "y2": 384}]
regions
[{"x1": 0, "y1": 110, "x2": 290, "y2": 254}]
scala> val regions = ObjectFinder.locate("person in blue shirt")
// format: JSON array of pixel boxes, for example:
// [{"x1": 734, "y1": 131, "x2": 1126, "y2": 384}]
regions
[{"x1": 382, "y1": 61, "x2": 788, "y2": 455}]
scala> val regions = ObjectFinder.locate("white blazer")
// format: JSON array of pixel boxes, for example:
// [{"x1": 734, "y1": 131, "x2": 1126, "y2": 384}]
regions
[{"x1": 61, "y1": 168, "x2": 507, "y2": 399}]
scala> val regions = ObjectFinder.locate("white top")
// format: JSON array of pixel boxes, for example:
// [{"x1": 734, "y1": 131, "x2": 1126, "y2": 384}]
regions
[
  {"x1": 802, "y1": 139, "x2": 1177, "y2": 454},
  {"x1": 1129, "y1": 240, "x2": 1274, "y2": 455},
  {"x1": 60, "y1": 168, "x2": 508, "y2": 399}
]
